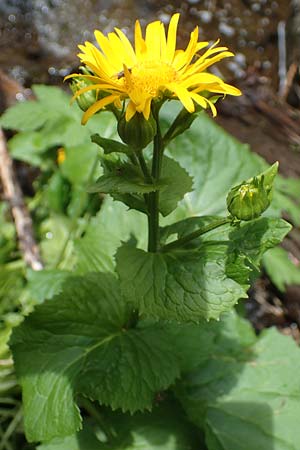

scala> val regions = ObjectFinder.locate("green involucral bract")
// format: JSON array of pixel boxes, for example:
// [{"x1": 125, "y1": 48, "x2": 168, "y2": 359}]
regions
[
  {"x1": 117, "y1": 112, "x2": 157, "y2": 151},
  {"x1": 70, "y1": 77, "x2": 99, "y2": 112},
  {"x1": 227, "y1": 162, "x2": 278, "y2": 221}
]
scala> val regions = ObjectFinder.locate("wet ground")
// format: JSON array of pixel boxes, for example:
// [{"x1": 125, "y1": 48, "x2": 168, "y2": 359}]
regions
[{"x1": 0, "y1": 0, "x2": 292, "y2": 87}]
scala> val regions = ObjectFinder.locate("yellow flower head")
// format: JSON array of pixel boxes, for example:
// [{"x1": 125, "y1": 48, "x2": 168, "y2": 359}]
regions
[{"x1": 66, "y1": 13, "x2": 241, "y2": 124}]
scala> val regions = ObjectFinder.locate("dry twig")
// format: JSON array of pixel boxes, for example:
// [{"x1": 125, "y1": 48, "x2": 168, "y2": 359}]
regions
[{"x1": 0, "y1": 128, "x2": 43, "y2": 270}]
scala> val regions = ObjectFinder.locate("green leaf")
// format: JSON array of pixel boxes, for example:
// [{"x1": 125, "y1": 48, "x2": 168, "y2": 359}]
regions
[
  {"x1": 40, "y1": 214, "x2": 73, "y2": 268},
  {"x1": 32, "y1": 84, "x2": 72, "y2": 111},
  {"x1": 159, "y1": 156, "x2": 193, "y2": 217},
  {"x1": 263, "y1": 247, "x2": 300, "y2": 292},
  {"x1": 37, "y1": 420, "x2": 101, "y2": 450},
  {"x1": 177, "y1": 327, "x2": 300, "y2": 450},
  {"x1": 0, "y1": 265, "x2": 24, "y2": 316},
  {"x1": 10, "y1": 273, "x2": 180, "y2": 442},
  {"x1": 273, "y1": 176, "x2": 300, "y2": 226},
  {"x1": 91, "y1": 134, "x2": 132, "y2": 155},
  {"x1": 103, "y1": 401, "x2": 202, "y2": 450},
  {"x1": 165, "y1": 311, "x2": 256, "y2": 373},
  {"x1": 60, "y1": 144, "x2": 99, "y2": 185},
  {"x1": 38, "y1": 401, "x2": 201, "y2": 450},
  {"x1": 26, "y1": 269, "x2": 71, "y2": 303},
  {"x1": 8, "y1": 131, "x2": 45, "y2": 166},
  {"x1": 162, "y1": 217, "x2": 291, "y2": 266},
  {"x1": 117, "y1": 217, "x2": 290, "y2": 322},
  {"x1": 116, "y1": 243, "x2": 247, "y2": 322},
  {"x1": 45, "y1": 172, "x2": 70, "y2": 214},
  {"x1": 0, "y1": 101, "x2": 53, "y2": 131},
  {"x1": 88, "y1": 163, "x2": 160, "y2": 195},
  {"x1": 74, "y1": 196, "x2": 147, "y2": 274}
]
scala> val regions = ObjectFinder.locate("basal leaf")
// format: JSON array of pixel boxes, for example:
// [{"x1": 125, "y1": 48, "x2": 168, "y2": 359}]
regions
[
  {"x1": 10, "y1": 273, "x2": 179, "y2": 442},
  {"x1": 116, "y1": 244, "x2": 247, "y2": 322},
  {"x1": 177, "y1": 327, "x2": 300, "y2": 450},
  {"x1": 37, "y1": 420, "x2": 101, "y2": 450},
  {"x1": 38, "y1": 402, "x2": 201, "y2": 450}
]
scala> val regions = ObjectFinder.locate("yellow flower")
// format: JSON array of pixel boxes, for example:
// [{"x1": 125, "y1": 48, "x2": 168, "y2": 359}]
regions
[
  {"x1": 66, "y1": 13, "x2": 241, "y2": 124},
  {"x1": 57, "y1": 147, "x2": 66, "y2": 165}
]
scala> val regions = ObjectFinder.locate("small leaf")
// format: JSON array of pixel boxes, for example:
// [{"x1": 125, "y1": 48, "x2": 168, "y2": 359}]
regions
[
  {"x1": 88, "y1": 163, "x2": 160, "y2": 194},
  {"x1": 91, "y1": 133, "x2": 132, "y2": 155},
  {"x1": 159, "y1": 156, "x2": 193, "y2": 216},
  {"x1": 10, "y1": 273, "x2": 179, "y2": 442}
]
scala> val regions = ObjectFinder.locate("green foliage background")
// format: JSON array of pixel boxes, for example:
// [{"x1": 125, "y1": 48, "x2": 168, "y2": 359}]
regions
[{"x1": 0, "y1": 86, "x2": 300, "y2": 449}]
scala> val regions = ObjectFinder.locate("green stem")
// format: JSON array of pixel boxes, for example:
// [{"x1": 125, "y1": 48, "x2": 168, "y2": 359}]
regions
[
  {"x1": 161, "y1": 217, "x2": 231, "y2": 252},
  {"x1": 148, "y1": 108, "x2": 164, "y2": 252},
  {"x1": 129, "y1": 152, "x2": 138, "y2": 166},
  {"x1": 137, "y1": 152, "x2": 152, "y2": 182},
  {"x1": 0, "y1": 407, "x2": 22, "y2": 450}
]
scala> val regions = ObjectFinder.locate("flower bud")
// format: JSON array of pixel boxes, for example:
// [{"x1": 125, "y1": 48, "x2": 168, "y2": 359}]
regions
[
  {"x1": 70, "y1": 78, "x2": 98, "y2": 112},
  {"x1": 227, "y1": 162, "x2": 278, "y2": 221},
  {"x1": 117, "y1": 112, "x2": 157, "y2": 151}
]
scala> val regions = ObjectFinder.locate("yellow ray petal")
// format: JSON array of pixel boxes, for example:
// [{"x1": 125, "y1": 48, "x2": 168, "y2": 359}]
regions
[
  {"x1": 167, "y1": 83, "x2": 195, "y2": 112},
  {"x1": 94, "y1": 31, "x2": 122, "y2": 71},
  {"x1": 166, "y1": 13, "x2": 180, "y2": 63},
  {"x1": 181, "y1": 72, "x2": 225, "y2": 88},
  {"x1": 160, "y1": 22, "x2": 167, "y2": 60},
  {"x1": 205, "y1": 98, "x2": 217, "y2": 117},
  {"x1": 189, "y1": 91, "x2": 207, "y2": 109},
  {"x1": 82, "y1": 94, "x2": 120, "y2": 124},
  {"x1": 187, "y1": 51, "x2": 234, "y2": 76},
  {"x1": 70, "y1": 83, "x2": 123, "y2": 104},
  {"x1": 173, "y1": 26, "x2": 199, "y2": 71},
  {"x1": 135, "y1": 20, "x2": 147, "y2": 58},
  {"x1": 142, "y1": 97, "x2": 152, "y2": 120},
  {"x1": 125, "y1": 100, "x2": 137, "y2": 121},
  {"x1": 114, "y1": 27, "x2": 137, "y2": 65},
  {"x1": 145, "y1": 20, "x2": 162, "y2": 59}
]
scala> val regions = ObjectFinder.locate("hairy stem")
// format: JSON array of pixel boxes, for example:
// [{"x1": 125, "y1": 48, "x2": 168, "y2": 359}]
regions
[{"x1": 148, "y1": 109, "x2": 164, "y2": 252}]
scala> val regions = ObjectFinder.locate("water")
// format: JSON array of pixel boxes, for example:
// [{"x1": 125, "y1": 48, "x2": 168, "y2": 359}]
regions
[{"x1": 0, "y1": 0, "x2": 291, "y2": 87}]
